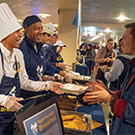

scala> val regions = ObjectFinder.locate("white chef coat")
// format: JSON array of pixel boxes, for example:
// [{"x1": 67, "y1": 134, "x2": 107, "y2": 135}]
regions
[{"x1": 0, "y1": 42, "x2": 52, "y2": 106}]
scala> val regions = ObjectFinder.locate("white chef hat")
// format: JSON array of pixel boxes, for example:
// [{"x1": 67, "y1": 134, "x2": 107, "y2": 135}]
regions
[
  {"x1": 54, "y1": 40, "x2": 66, "y2": 47},
  {"x1": 0, "y1": 3, "x2": 22, "y2": 41},
  {"x1": 43, "y1": 22, "x2": 57, "y2": 35}
]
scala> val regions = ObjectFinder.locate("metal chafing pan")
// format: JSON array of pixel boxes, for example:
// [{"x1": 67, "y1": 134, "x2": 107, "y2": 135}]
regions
[{"x1": 60, "y1": 110, "x2": 92, "y2": 135}]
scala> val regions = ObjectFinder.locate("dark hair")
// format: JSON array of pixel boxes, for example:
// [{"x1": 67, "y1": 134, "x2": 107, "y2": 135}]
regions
[
  {"x1": 52, "y1": 34, "x2": 58, "y2": 38},
  {"x1": 119, "y1": 38, "x2": 123, "y2": 44},
  {"x1": 87, "y1": 44, "x2": 93, "y2": 51},
  {"x1": 114, "y1": 42, "x2": 117, "y2": 49},
  {"x1": 107, "y1": 38, "x2": 114, "y2": 43},
  {"x1": 124, "y1": 22, "x2": 135, "y2": 39},
  {"x1": 43, "y1": 32, "x2": 51, "y2": 37}
]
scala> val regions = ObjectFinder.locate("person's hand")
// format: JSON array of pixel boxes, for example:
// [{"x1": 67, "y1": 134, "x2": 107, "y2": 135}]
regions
[
  {"x1": 4, "y1": 96, "x2": 23, "y2": 112},
  {"x1": 51, "y1": 82, "x2": 64, "y2": 94},
  {"x1": 57, "y1": 63, "x2": 66, "y2": 70},
  {"x1": 104, "y1": 57, "x2": 111, "y2": 63},
  {"x1": 54, "y1": 74, "x2": 64, "y2": 82},
  {"x1": 59, "y1": 71, "x2": 72, "y2": 83},
  {"x1": 86, "y1": 80, "x2": 108, "y2": 90},
  {"x1": 83, "y1": 84, "x2": 112, "y2": 105},
  {"x1": 64, "y1": 74, "x2": 72, "y2": 83}
]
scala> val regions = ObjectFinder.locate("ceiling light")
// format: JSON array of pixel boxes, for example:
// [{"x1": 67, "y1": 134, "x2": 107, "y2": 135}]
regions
[
  {"x1": 38, "y1": 13, "x2": 51, "y2": 18},
  {"x1": 116, "y1": 15, "x2": 131, "y2": 21},
  {"x1": 99, "y1": 32, "x2": 104, "y2": 36},
  {"x1": 91, "y1": 32, "x2": 104, "y2": 41},
  {"x1": 104, "y1": 28, "x2": 112, "y2": 33}
]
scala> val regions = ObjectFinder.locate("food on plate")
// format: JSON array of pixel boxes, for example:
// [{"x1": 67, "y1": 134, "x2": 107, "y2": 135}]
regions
[
  {"x1": 67, "y1": 70, "x2": 91, "y2": 80},
  {"x1": 79, "y1": 88, "x2": 83, "y2": 91}
]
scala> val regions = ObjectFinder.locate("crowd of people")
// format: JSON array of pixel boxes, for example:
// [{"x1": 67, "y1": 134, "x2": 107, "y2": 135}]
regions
[{"x1": 0, "y1": 2, "x2": 135, "y2": 135}]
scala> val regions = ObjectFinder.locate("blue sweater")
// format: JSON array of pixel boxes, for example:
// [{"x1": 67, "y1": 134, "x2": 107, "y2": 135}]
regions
[{"x1": 19, "y1": 36, "x2": 60, "y2": 99}]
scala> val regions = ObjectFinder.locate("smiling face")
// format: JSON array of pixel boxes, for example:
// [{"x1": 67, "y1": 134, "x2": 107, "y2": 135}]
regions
[
  {"x1": 106, "y1": 41, "x2": 114, "y2": 51},
  {"x1": 122, "y1": 28, "x2": 135, "y2": 56},
  {"x1": 57, "y1": 46, "x2": 63, "y2": 53},
  {"x1": 42, "y1": 33, "x2": 51, "y2": 44},
  {"x1": 1, "y1": 29, "x2": 22, "y2": 52},
  {"x1": 50, "y1": 35, "x2": 58, "y2": 45},
  {"x1": 25, "y1": 22, "x2": 43, "y2": 44}
]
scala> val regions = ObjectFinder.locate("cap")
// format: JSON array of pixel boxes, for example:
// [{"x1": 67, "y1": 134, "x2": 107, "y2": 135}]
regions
[
  {"x1": 54, "y1": 40, "x2": 66, "y2": 47},
  {"x1": 43, "y1": 22, "x2": 57, "y2": 35},
  {"x1": 0, "y1": 3, "x2": 22, "y2": 41},
  {"x1": 42, "y1": 25, "x2": 56, "y2": 35},
  {"x1": 23, "y1": 15, "x2": 42, "y2": 28}
]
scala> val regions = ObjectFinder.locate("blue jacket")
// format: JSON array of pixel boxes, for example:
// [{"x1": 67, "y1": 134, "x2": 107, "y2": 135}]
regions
[
  {"x1": 43, "y1": 43, "x2": 58, "y2": 66},
  {"x1": 19, "y1": 36, "x2": 61, "y2": 99},
  {"x1": 19, "y1": 36, "x2": 60, "y2": 81},
  {"x1": 112, "y1": 58, "x2": 135, "y2": 135}
]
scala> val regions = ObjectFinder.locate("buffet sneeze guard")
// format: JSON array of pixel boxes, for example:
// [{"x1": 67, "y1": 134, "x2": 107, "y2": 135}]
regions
[{"x1": 15, "y1": 95, "x2": 64, "y2": 135}]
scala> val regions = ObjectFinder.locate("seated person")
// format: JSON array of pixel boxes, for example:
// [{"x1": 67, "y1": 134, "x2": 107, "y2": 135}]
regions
[{"x1": 54, "y1": 40, "x2": 66, "y2": 64}]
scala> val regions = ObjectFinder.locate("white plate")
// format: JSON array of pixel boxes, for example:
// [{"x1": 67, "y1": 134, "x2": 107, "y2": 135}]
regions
[{"x1": 61, "y1": 83, "x2": 88, "y2": 95}]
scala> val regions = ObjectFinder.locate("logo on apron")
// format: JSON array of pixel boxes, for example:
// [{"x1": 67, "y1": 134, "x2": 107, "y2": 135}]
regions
[
  {"x1": 57, "y1": 56, "x2": 62, "y2": 61},
  {"x1": 13, "y1": 62, "x2": 21, "y2": 73},
  {"x1": 36, "y1": 65, "x2": 44, "y2": 77}
]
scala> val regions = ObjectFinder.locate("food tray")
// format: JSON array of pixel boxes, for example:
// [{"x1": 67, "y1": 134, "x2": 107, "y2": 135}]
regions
[
  {"x1": 57, "y1": 96, "x2": 78, "y2": 111},
  {"x1": 60, "y1": 110, "x2": 92, "y2": 135},
  {"x1": 61, "y1": 83, "x2": 88, "y2": 96}
]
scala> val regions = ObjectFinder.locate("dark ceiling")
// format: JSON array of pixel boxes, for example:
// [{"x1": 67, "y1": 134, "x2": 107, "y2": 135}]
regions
[
  {"x1": 0, "y1": 0, "x2": 135, "y2": 37},
  {"x1": 82, "y1": 0, "x2": 135, "y2": 24}
]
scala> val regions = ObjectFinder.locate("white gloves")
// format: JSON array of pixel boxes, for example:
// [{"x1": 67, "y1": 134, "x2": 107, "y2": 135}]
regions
[{"x1": 4, "y1": 96, "x2": 23, "y2": 112}]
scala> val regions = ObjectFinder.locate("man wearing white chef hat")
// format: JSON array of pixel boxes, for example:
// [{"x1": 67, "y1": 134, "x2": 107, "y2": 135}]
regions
[{"x1": 0, "y1": 3, "x2": 63, "y2": 134}]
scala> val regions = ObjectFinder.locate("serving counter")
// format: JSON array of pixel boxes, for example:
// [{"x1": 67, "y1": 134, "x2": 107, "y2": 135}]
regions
[
  {"x1": 15, "y1": 91, "x2": 107, "y2": 135},
  {"x1": 77, "y1": 104, "x2": 107, "y2": 135}
]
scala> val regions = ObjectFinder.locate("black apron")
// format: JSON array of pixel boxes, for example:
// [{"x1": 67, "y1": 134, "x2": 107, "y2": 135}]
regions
[{"x1": 0, "y1": 49, "x2": 20, "y2": 135}]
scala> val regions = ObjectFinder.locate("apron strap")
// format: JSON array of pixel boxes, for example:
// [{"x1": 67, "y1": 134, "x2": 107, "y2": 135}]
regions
[
  {"x1": 14, "y1": 55, "x2": 18, "y2": 72},
  {"x1": 0, "y1": 49, "x2": 18, "y2": 74},
  {"x1": 0, "y1": 49, "x2": 6, "y2": 74}
]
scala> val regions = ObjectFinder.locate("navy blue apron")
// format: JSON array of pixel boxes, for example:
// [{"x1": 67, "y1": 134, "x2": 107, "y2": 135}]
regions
[
  {"x1": 20, "y1": 45, "x2": 46, "y2": 101},
  {"x1": 0, "y1": 49, "x2": 20, "y2": 135}
]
